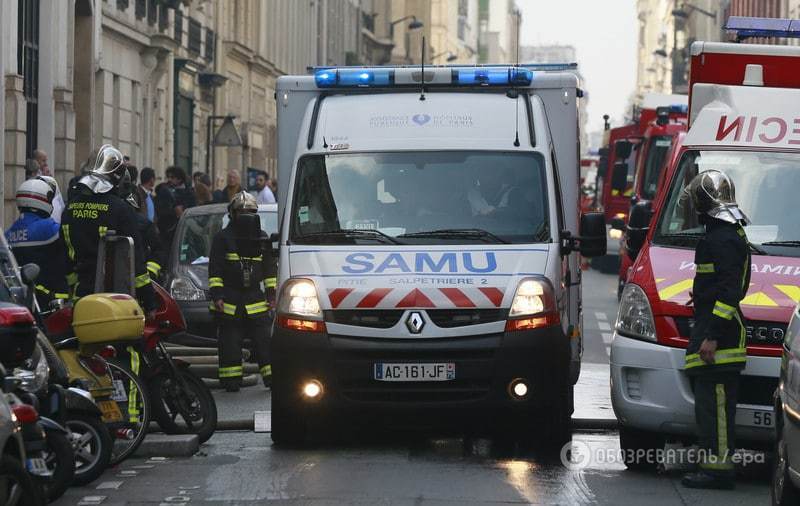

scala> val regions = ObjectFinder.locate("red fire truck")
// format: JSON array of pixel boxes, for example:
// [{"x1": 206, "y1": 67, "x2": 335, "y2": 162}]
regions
[{"x1": 611, "y1": 20, "x2": 800, "y2": 468}]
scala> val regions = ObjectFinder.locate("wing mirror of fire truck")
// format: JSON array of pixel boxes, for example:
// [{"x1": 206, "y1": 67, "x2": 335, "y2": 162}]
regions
[
  {"x1": 625, "y1": 201, "x2": 653, "y2": 261},
  {"x1": 614, "y1": 140, "x2": 633, "y2": 160},
  {"x1": 562, "y1": 212, "x2": 606, "y2": 257},
  {"x1": 611, "y1": 161, "x2": 629, "y2": 193}
]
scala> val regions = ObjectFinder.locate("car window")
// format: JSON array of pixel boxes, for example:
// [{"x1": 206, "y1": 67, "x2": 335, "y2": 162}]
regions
[{"x1": 178, "y1": 211, "x2": 278, "y2": 265}]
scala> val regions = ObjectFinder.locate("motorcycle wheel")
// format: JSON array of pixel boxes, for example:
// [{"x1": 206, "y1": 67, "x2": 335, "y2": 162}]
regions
[
  {"x1": 34, "y1": 429, "x2": 75, "y2": 502},
  {"x1": 0, "y1": 454, "x2": 45, "y2": 506},
  {"x1": 150, "y1": 368, "x2": 217, "y2": 444},
  {"x1": 106, "y1": 359, "x2": 151, "y2": 466},
  {"x1": 65, "y1": 414, "x2": 112, "y2": 486}
]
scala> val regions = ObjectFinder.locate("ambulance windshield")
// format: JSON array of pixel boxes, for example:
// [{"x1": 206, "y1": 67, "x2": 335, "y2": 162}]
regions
[
  {"x1": 289, "y1": 151, "x2": 550, "y2": 245},
  {"x1": 654, "y1": 150, "x2": 800, "y2": 256}
]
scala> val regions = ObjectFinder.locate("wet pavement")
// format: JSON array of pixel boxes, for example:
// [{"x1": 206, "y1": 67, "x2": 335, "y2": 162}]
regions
[{"x1": 53, "y1": 264, "x2": 773, "y2": 505}]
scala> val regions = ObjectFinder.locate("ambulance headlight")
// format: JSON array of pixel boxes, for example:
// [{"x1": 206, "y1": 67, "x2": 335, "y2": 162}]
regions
[
  {"x1": 278, "y1": 279, "x2": 322, "y2": 318},
  {"x1": 616, "y1": 284, "x2": 656, "y2": 342},
  {"x1": 509, "y1": 278, "x2": 556, "y2": 317}
]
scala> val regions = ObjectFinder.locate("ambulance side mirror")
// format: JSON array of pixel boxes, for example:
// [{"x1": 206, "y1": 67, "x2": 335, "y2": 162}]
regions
[
  {"x1": 625, "y1": 201, "x2": 653, "y2": 261},
  {"x1": 575, "y1": 212, "x2": 606, "y2": 258},
  {"x1": 614, "y1": 140, "x2": 633, "y2": 159},
  {"x1": 611, "y1": 161, "x2": 628, "y2": 193}
]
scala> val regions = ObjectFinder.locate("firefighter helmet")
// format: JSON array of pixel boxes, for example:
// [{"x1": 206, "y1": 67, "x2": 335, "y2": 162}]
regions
[
  {"x1": 90, "y1": 144, "x2": 126, "y2": 185},
  {"x1": 228, "y1": 191, "x2": 258, "y2": 218},
  {"x1": 684, "y1": 170, "x2": 749, "y2": 225},
  {"x1": 16, "y1": 178, "x2": 54, "y2": 216}
]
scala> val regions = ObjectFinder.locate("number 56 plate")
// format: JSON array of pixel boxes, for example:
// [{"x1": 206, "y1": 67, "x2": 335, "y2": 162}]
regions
[{"x1": 736, "y1": 404, "x2": 775, "y2": 428}]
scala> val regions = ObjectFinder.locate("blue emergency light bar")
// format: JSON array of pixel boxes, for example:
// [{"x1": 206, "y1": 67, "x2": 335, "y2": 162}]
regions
[
  {"x1": 312, "y1": 65, "x2": 553, "y2": 89},
  {"x1": 726, "y1": 16, "x2": 800, "y2": 41}
]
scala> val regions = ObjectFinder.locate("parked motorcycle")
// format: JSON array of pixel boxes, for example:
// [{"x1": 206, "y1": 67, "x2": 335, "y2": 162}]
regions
[
  {"x1": 0, "y1": 303, "x2": 74, "y2": 502},
  {"x1": 114, "y1": 282, "x2": 217, "y2": 444},
  {"x1": 17, "y1": 333, "x2": 112, "y2": 486},
  {"x1": 4, "y1": 390, "x2": 74, "y2": 503},
  {"x1": 41, "y1": 296, "x2": 151, "y2": 467}
]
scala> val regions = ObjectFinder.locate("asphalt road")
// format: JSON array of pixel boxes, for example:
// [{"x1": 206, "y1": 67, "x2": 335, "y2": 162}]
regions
[{"x1": 54, "y1": 260, "x2": 773, "y2": 505}]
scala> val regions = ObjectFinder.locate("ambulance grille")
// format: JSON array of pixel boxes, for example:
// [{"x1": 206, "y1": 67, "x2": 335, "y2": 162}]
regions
[
  {"x1": 427, "y1": 309, "x2": 507, "y2": 328},
  {"x1": 325, "y1": 310, "x2": 403, "y2": 328}
]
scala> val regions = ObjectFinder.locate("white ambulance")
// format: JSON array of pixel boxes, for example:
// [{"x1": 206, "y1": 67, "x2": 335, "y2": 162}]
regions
[{"x1": 271, "y1": 64, "x2": 606, "y2": 446}]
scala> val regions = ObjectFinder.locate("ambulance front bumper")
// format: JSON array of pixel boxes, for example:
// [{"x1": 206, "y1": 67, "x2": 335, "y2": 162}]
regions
[
  {"x1": 272, "y1": 324, "x2": 571, "y2": 418},
  {"x1": 610, "y1": 333, "x2": 780, "y2": 444}
]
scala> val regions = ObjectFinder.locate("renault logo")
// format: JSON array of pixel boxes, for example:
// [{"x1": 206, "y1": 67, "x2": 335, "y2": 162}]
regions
[{"x1": 405, "y1": 312, "x2": 425, "y2": 334}]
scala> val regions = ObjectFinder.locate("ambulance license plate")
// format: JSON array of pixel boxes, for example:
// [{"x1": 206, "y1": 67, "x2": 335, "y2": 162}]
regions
[
  {"x1": 98, "y1": 400, "x2": 124, "y2": 423},
  {"x1": 374, "y1": 363, "x2": 455, "y2": 382},
  {"x1": 735, "y1": 405, "x2": 774, "y2": 428}
]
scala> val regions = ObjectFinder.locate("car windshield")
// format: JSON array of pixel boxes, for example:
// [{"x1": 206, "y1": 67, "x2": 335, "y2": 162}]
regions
[
  {"x1": 178, "y1": 210, "x2": 278, "y2": 265},
  {"x1": 654, "y1": 150, "x2": 800, "y2": 257},
  {"x1": 289, "y1": 151, "x2": 550, "y2": 245},
  {"x1": 639, "y1": 135, "x2": 672, "y2": 200}
]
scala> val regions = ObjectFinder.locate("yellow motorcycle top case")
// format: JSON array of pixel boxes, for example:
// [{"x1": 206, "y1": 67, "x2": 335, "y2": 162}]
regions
[{"x1": 72, "y1": 293, "x2": 145, "y2": 345}]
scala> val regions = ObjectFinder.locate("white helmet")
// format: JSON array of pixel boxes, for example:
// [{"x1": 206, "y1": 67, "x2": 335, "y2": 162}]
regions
[
  {"x1": 16, "y1": 179, "x2": 54, "y2": 215},
  {"x1": 90, "y1": 144, "x2": 125, "y2": 184},
  {"x1": 37, "y1": 175, "x2": 60, "y2": 196}
]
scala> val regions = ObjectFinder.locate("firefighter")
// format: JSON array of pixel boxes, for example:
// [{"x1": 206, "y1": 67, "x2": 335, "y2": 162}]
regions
[
  {"x1": 680, "y1": 170, "x2": 751, "y2": 490},
  {"x1": 60, "y1": 144, "x2": 156, "y2": 313},
  {"x1": 5, "y1": 179, "x2": 69, "y2": 304},
  {"x1": 208, "y1": 191, "x2": 276, "y2": 392}
]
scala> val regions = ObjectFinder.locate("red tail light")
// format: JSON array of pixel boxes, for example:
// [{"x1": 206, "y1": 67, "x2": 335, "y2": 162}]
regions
[
  {"x1": 98, "y1": 346, "x2": 116, "y2": 359},
  {"x1": 0, "y1": 306, "x2": 34, "y2": 326},
  {"x1": 12, "y1": 404, "x2": 38, "y2": 424},
  {"x1": 83, "y1": 356, "x2": 108, "y2": 376}
]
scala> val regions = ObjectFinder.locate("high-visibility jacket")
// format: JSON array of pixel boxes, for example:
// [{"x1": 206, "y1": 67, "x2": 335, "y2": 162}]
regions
[
  {"x1": 5, "y1": 212, "x2": 70, "y2": 301},
  {"x1": 61, "y1": 184, "x2": 156, "y2": 310},
  {"x1": 208, "y1": 225, "x2": 276, "y2": 319},
  {"x1": 685, "y1": 219, "x2": 751, "y2": 373}
]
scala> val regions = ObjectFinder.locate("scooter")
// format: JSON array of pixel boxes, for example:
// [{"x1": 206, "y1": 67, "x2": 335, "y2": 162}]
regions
[
  {"x1": 17, "y1": 333, "x2": 113, "y2": 487},
  {"x1": 114, "y1": 282, "x2": 217, "y2": 444},
  {"x1": 5, "y1": 372, "x2": 75, "y2": 503}
]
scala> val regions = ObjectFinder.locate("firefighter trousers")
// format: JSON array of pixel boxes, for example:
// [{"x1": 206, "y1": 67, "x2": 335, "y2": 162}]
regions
[
  {"x1": 692, "y1": 369, "x2": 740, "y2": 478},
  {"x1": 217, "y1": 317, "x2": 272, "y2": 390}
]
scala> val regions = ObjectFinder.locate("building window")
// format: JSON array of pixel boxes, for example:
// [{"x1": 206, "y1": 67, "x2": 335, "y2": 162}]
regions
[
  {"x1": 174, "y1": 9, "x2": 183, "y2": 44},
  {"x1": 158, "y1": 4, "x2": 168, "y2": 32},
  {"x1": 134, "y1": 0, "x2": 145, "y2": 19},
  {"x1": 116, "y1": 0, "x2": 129, "y2": 10},
  {"x1": 147, "y1": 0, "x2": 157, "y2": 25},
  {"x1": 205, "y1": 28, "x2": 215, "y2": 63},
  {"x1": 18, "y1": 0, "x2": 39, "y2": 158},
  {"x1": 188, "y1": 17, "x2": 202, "y2": 54}
]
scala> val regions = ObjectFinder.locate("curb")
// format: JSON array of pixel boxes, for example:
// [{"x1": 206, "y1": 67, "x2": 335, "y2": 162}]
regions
[
  {"x1": 134, "y1": 434, "x2": 200, "y2": 457},
  {"x1": 572, "y1": 418, "x2": 618, "y2": 431}
]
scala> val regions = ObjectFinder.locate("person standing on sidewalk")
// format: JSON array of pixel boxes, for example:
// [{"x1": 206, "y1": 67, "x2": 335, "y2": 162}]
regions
[
  {"x1": 208, "y1": 191, "x2": 276, "y2": 391},
  {"x1": 681, "y1": 170, "x2": 751, "y2": 490}
]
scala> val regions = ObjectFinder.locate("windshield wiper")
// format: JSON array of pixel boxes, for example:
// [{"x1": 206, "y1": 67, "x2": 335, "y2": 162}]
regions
[
  {"x1": 760, "y1": 241, "x2": 800, "y2": 248},
  {"x1": 398, "y1": 228, "x2": 509, "y2": 244},
  {"x1": 749, "y1": 242, "x2": 768, "y2": 255},
  {"x1": 295, "y1": 229, "x2": 402, "y2": 245}
]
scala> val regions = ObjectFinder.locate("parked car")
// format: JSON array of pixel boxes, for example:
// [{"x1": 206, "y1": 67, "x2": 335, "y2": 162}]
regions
[
  {"x1": 774, "y1": 303, "x2": 800, "y2": 505},
  {"x1": 167, "y1": 203, "x2": 278, "y2": 339}
]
